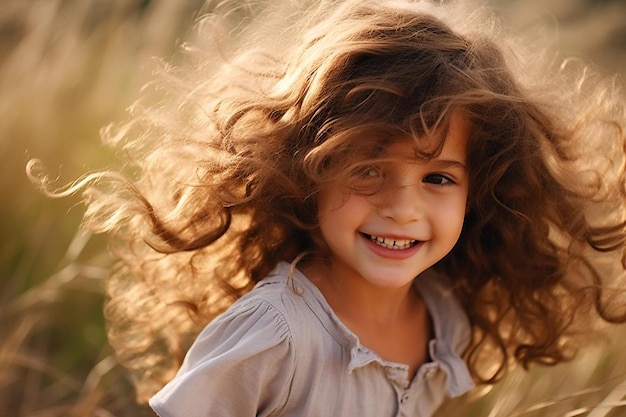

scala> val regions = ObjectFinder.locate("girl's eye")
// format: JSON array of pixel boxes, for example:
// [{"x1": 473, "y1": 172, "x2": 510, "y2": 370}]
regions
[
  {"x1": 349, "y1": 165, "x2": 385, "y2": 195},
  {"x1": 423, "y1": 173, "x2": 454, "y2": 186},
  {"x1": 358, "y1": 166, "x2": 382, "y2": 178}
]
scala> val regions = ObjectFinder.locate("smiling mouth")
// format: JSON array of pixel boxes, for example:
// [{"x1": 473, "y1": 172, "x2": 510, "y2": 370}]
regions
[{"x1": 361, "y1": 233, "x2": 420, "y2": 250}]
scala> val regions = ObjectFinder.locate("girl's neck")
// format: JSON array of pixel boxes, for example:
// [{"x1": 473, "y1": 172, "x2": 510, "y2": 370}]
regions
[
  {"x1": 300, "y1": 259, "x2": 431, "y2": 380},
  {"x1": 300, "y1": 259, "x2": 425, "y2": 327}
]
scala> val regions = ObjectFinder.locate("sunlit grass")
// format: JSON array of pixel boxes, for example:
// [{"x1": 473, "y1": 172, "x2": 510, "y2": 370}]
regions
[
  {"x1": 2, "y1": 0, "x2": 203, "y2": 415},
  {"x1": 3, "y1": 0, "x2": 625, "y2": 415}
]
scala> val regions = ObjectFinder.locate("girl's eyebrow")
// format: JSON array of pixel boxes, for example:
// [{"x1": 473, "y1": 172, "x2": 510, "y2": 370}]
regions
[{"x1": 430, "y1": 159, "x2": 467, "y2": 170}]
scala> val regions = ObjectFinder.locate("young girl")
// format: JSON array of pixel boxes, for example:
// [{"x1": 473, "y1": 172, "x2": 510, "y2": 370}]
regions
[{"x1": 28, "y1": 0, "x2": 626, "y2": 416}]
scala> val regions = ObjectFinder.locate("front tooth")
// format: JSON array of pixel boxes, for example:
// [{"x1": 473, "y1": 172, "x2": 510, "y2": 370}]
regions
[{"x1": 368, "y1": 235, "x2": 416, "y2": 249}]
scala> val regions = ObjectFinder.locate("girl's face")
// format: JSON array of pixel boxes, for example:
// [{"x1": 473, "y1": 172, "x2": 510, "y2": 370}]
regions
[{"x1": 316, "y1": 113, "x2": 469, "y2": 290}]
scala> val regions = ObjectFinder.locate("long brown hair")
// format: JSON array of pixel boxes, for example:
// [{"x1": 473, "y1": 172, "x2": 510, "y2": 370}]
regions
[{"x1": 28, "y1": 0, "x2": 626, "y2": 401}]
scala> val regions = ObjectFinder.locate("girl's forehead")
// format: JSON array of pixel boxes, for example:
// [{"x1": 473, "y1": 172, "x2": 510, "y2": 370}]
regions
[
  {"x1": 440, "y1": 111, "x2": 470, "y2": 162},
  {"x1": 382, "y1": 112, "x2": 469, "y2": 163}
]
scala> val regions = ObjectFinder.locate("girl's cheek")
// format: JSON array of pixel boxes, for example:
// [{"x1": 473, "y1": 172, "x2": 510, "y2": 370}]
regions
[{"x1": 432, "y1": 193, "x2": 467, "y2": 226}]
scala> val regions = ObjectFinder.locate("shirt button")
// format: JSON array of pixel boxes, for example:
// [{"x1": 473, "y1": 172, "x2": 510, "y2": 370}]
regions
[{"x1": 401, "y1": 395, "x2": 409, "y2": 403}]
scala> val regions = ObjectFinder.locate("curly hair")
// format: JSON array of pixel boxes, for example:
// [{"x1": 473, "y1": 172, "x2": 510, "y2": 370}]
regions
[{"x1": 28, "y1": 0, "x2": 626, "y2": 402}]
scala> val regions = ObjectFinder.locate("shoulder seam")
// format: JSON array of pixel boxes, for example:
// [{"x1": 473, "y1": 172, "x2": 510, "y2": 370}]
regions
[{"x1": 245, "y1": 296, "x2": 298, "y2": 413}]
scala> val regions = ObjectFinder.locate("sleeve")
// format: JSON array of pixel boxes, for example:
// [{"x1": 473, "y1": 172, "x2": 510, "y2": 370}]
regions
[{"x1": 149, "y1": 298, "x2": 296, "y2": 417}]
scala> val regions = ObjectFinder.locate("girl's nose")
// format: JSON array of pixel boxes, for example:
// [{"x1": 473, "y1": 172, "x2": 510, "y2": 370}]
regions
[{"x1": 377, "y1": 184, "x2": 424, "y2": 225}]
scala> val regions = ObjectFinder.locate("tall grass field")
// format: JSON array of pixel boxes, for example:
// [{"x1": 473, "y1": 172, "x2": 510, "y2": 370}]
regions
[{"x1": 2, "y1": 0, "x2": 625, "y2": 416}]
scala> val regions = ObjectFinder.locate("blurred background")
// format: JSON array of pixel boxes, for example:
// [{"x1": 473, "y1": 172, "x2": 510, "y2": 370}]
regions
[{"x1": 1, "y1": 0, "x2": 625, "y2": 416}]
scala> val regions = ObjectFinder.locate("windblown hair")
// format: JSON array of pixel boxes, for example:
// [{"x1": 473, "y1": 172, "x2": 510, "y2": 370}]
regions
[{"x1": 28, "y1": 0, "x2": 626, "y2": 402}]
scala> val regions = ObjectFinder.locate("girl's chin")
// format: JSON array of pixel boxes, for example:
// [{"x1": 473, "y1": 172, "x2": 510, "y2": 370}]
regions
[{"x1": 357, "y1": 267, "x2": 424, "y2": 289}]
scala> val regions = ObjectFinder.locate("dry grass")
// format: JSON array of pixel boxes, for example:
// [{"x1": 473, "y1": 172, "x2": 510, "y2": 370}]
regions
[
  {"x1": 1, "y1": 0, "x2": 203, "y2": 415},
  {"x1": 3, "y1": 0, "x2": 625, "y2": 415}
]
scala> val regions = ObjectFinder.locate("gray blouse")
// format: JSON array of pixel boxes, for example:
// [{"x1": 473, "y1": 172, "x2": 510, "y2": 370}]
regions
[{"x1": 149, "y1": 262, "x2": 474, "y2": 417}]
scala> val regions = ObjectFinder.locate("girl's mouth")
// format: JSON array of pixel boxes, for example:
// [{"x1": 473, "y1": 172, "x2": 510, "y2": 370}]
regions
[{"x1": 361, "y1": 233, "x2": 419, "y2": 250}]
